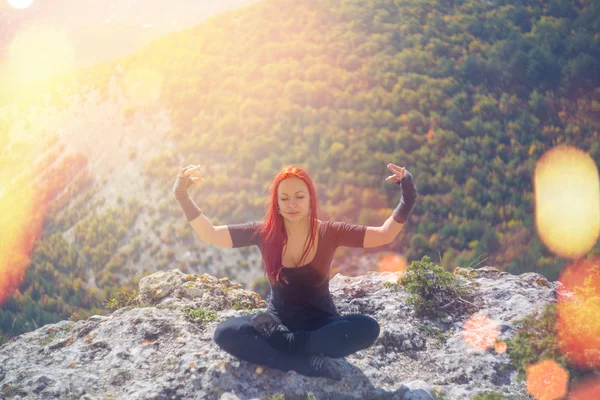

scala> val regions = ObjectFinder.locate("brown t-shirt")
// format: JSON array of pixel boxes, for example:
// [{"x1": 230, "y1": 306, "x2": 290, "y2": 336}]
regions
[{"x1": 227, "y1": 220, "x2": 367, "y2": 328}]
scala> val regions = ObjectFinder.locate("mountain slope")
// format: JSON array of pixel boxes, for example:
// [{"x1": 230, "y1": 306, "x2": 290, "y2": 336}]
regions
[{"x1": 1, "y1": 0, "x2": 599, "y2": 356}]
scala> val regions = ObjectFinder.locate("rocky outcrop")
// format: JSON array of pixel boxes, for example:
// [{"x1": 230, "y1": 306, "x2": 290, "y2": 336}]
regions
[{"x1": 0, "y1": 267, "x2": 560, "y2": 399}]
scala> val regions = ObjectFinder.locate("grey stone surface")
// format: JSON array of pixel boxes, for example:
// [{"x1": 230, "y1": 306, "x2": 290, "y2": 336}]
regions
[{"x1": 0, "y1": 266, "x2": 556, "y2": 399}]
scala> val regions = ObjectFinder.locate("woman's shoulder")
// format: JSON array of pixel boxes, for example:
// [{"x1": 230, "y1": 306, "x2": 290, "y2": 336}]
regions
[
  {"x1": 318, "y1": 219, "x2": 331, "y2": 229},
  {"x1": 324, "y1": 220, "x2": 367, "y2": 236}
]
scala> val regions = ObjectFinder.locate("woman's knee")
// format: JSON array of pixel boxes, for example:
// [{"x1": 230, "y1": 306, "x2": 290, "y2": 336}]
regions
[
  {"x1": 213, "y1": 322, "x2": 232, "y2": 348},
  {"x1": 363, "y1": 315, "x2": 380, "y2": 344},
  {"x1": 349, "y1": 314, "x2": 380, "y2": 344},
  {"x1": 213, "y1": 316, "x2": 252, "y2": 349}
]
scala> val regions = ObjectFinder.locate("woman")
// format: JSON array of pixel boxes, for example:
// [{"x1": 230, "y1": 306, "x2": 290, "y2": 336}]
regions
[{"x1": 173, "y1": 164, "x2": 417, "y2": 381}]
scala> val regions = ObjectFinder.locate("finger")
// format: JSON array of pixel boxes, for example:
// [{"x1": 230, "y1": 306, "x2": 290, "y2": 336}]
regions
[
  {"x1": 183, "y1": 165, "x2": 199, "y2": 175},
  {"x1": 179, "y1": 167, "x2": 190, "y2": 177}
]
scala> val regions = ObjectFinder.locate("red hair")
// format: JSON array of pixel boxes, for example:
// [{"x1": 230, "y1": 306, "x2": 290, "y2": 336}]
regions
[{"x1": 255, "y1": 165, "x2": 323, "y2": 285}]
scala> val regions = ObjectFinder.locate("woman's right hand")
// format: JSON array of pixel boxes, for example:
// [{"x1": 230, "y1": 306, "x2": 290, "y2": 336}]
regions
[
  {"x1": 180, "y1": 165, "x2": 205, "y2": 182},
  {"x1": 173, "y1": 165, "x2": 204, "y2": 199}
]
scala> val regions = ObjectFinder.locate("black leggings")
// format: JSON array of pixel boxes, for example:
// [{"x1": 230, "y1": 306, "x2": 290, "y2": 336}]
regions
[{"x1": 213, "y1": 313, "x2": 380, "y2": 375}]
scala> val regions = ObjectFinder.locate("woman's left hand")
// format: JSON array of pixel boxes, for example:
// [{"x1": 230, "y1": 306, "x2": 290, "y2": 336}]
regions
[{"x1": 385, "y1": 163, "x2": 406, "y2": 183}]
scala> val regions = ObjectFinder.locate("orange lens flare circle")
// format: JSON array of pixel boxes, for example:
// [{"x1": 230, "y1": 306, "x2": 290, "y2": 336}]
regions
[
  {"x1": 556, "y1": 257, "x2": 600, "y2": 371},
  {"x1": 526, "y1": 359, "x2": 569, "y2": 400},
  {"x1": 378, "y1": 253, "x2": 407, "y2": 273}
]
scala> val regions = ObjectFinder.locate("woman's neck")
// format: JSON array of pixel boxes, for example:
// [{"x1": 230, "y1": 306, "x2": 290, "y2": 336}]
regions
[{"x1": 284, "y1": 217, "x2": 316, "y2": 238}]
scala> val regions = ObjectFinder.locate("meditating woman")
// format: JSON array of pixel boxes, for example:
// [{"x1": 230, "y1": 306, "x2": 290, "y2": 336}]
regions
[{"x1": 173, "y1": 164, "x2": 417, "y2": 381}]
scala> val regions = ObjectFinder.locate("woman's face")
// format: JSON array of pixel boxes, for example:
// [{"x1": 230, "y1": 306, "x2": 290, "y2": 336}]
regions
[{"x1": 277, "y1": 177, "x2": 310, "y2": 220}]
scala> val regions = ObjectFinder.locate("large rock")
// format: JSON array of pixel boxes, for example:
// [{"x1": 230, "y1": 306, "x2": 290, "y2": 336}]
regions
[{"x1": 0, "y1": 266, "x2": 560, "y2": 399}]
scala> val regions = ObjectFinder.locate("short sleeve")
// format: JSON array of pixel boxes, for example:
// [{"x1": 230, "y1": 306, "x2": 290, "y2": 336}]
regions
[
  {"x1": 227, "y1": 221, "x2": 263, "y2": 248},
  {"x1": 330, "y1": 221, "x2": 366, "y2": 248}
]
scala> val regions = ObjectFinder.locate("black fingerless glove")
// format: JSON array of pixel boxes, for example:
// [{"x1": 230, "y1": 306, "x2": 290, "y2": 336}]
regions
[
  {"x1": 173, "y1": 173, "x2": 202, "y2": 222},
  {"x1": 391, "y1": 170, "x2": 418, "y2": 224}
]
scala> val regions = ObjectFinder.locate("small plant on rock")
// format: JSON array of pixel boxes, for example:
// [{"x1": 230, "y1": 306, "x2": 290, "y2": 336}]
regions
[
  {"x1": 104, "y1": 289, "x2": 141, "y2": 310},
  {"x1": 399, "y1": 255, "x2": 477, "y2": 319},
  {"x1": 506, "y1": 261, "x2": 600, "y2": 387},
  {"x1": 232, "y1": 301, "x2": 257, "y2": 311},
  {"x1": 505, "y1": 302, "x2": 589, "y2": 384},
  {"x1": 183, "y1": 306, "x2": 218, "y2": 325}
]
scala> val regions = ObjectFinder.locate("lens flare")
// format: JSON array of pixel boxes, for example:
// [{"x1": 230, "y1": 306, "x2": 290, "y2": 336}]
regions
[
  {"x1": 462, "y1": 313, "x2": 499, "y2": 352},
  {"x1": 567, "y1": 377, "x2": 600, "y2": 399},
  {"x1": 556, "y1": 257, "x2": 600, "y2": 371},
  {"x1": 8, "y1": 25, "x2": 75, "y2": 85},
  {"x1": 378, "y1": 253, "x2": 407, "y2": 273},
  {"x1": 8, "y1": 0, "x2": 34, "y2": 9},
  {"x1": 526, "y1": 359, "x2": 569, "y2": 400},
  {"x1": 0, "y1": 177, "x2": 38, "y2": 305},
  {"x1": 495, "y1": 341, "x2": 507, "y2": 354},
  {"x1": 123, "y1": 67, "x2": 163, "y2": 108},
  {"x1": 0, "y1": 135, "x2": 88, "y2": 307},
  {"x1": 534, "y1": 145, "x2": 600, "y2": 260}
]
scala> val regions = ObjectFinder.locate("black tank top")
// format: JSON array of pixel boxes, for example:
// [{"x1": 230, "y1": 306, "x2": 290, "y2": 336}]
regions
[{"x1": 227, "y1": 220, "x2": 366, "y2": 328}]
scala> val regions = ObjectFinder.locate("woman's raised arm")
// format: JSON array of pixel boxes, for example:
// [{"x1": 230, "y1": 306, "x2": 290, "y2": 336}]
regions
[
  {"x1": 191, "y1": 219, "x2": 234, "y2": 248},
  {"x1": 173, "y1": 165, "x2": 234, "y2": 248}
]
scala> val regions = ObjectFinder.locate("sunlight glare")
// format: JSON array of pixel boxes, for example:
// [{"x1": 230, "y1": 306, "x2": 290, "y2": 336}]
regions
[
  {"x1": 8, "y1": 0, "x2": 34, "y2": 9},
  {"x1": 8, "y1": 25, "x2": 75, "y2": 85},
  {"x1": 0, "y1": 178, "x2": 37, "y2": 306},
  {"x1": 534, "y1": 145, "x2": 600, "y2": 259},
  {"x1": 556, "y1": 257, "x2": 600, "y2": 371},
  {"x1": 123, "y1": 67, "x2": 163, "y2": 108}
]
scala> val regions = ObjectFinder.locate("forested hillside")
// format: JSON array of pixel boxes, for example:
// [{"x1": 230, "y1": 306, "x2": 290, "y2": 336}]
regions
[
  {"x1": 1, "y1": 0, "x2": 599, "y2": 345},
  {"x1": 112, "y1": 0, "x2": 600, "y2": 276}
]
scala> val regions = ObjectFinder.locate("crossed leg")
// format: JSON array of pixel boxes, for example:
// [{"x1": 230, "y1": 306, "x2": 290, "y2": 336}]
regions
[{"x1": 258, "y1": 313, "x2": 381, "y2": 358}]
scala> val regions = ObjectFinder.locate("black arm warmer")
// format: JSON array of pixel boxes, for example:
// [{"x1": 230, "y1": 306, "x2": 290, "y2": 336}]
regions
[
  {"x1": 392, "y1": 170, "x2": 418, "y2": 224},
  {"x1": 173, "y1": 174, "x2": 202, "y2": 222}
]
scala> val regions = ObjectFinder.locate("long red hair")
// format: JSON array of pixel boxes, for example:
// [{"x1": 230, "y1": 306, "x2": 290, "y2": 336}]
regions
[{"x1": 255, "y1": 165, "x2": 323, "y2": 285}]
